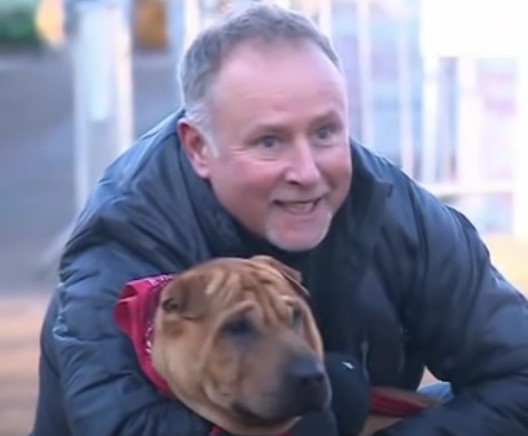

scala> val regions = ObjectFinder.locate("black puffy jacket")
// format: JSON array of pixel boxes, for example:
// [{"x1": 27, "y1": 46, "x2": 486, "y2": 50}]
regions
[{"x1": 31, "y1": 111, "x2": 528, "y2": 435}]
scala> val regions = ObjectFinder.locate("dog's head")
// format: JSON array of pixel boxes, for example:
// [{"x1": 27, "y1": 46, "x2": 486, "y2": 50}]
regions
[{"x1": 151, "y1": 256, "x2": 330, "y2": 435}]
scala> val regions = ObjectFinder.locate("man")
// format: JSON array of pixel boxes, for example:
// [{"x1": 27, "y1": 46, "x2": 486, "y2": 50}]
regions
[{"x1": 31, "y1": 4, "x2": 528, "y2": 436}]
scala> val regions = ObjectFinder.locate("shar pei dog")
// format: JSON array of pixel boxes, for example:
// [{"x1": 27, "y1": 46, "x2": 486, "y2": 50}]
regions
[{"x1": 115, "y1": 255, "x2": 439, "y2": 435}]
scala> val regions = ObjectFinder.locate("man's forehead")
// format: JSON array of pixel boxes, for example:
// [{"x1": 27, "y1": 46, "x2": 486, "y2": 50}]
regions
[
  {"x1": 209, "y1": 44, "x2": 345, "y2": 118},
  {"x1": 213, "y1": 39, "x2": 343, "y2": 92}
]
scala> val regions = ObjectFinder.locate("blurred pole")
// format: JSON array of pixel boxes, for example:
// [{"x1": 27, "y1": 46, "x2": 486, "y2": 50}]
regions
[
  {"x1": 72, "y1": 0, "x2": 133, "y2": 212},
  {"x1": 356, "y1": 0, "x2": 374, "y2": 147},
  {"x1": 166, "y1": 0, "x2": 201, "y2": 103},
  {"x1": 454, "y1": 57, "x2": 483, "y2": 225},
  {"x1": 37, "y1": 0, "x2": 133, "y2": 273},
  {"x1": 317, "y1": 0, "x2": 332, "y2": 38},
  {"x1": 165, "y1": 0, "x2": 185, "y2": 102},
  {"x1": 419, "y1": 55, "x2": 439, "y2": 183},
  {"x1": 512, "y1": 56, "x2": 528, "y2": 238},
  {"x1": 396, "y1": 10, "x2": 414, "y2": 176},
  {"x1": 418, "y1": 0, "x2": 439, "y2": 184}
]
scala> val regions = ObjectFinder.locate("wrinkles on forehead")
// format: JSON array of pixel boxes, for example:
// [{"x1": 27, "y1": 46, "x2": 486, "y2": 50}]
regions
[
  {"x1": 197, "y1": 260, "x2": 299, "y2": 324},
  {"x1": 204, "y1": 260, "x2": 290, "y2": 298}
]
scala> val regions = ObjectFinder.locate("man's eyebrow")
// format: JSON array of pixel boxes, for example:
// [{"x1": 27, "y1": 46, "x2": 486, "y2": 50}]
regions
[
  {"x1": 247, "y1": 110, "x2": 341, "y2": 136},
  {"x1": 309, "y1": 109, "x2": 341, "y2": 125},
  {"x1": 252, "y1": 121, "x2": 285, "y2": 131}
]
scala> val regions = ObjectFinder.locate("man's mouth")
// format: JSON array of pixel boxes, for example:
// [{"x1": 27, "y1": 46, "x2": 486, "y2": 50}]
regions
[{"x1": 276, "y1": 199, "x2": 320, "y2": 215}]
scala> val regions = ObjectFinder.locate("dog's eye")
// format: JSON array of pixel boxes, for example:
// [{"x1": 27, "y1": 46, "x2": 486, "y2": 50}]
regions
[
  {"x1": 161, "y1": 298, "x2": 180, "y2": 313},
  {"x1": 291, "y1": 306, "x2": 303, "y2": 329},
  {"x1": 223, "y1": 317, "x2": 254, "y2": 337}
]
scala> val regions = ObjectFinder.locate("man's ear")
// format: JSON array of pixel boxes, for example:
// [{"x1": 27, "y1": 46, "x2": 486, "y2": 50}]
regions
[
  {"x1": 159, "y1": 272, "x2": 209, "y2": 320},
  {"x1": 177, "y1": 118, "x2": 212, "y2": 179}
]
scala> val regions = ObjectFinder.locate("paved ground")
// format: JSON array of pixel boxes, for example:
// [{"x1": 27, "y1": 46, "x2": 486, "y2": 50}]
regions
[{"x1": 0, "y1": 297, "x2": 46, "y2": 436}]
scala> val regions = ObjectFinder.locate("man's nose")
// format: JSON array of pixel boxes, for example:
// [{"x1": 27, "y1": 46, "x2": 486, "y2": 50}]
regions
[{"x1": 285, "y1": 142, "x2": 322, "y2": 186}]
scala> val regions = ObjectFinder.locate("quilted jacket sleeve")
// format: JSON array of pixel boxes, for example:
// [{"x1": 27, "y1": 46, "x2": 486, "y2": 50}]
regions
[
  {"x1": 380, "y1": 182, "x2": 528, "y2": 435},
  {"x1": 52, "y1": 242, "x2": 211, "y2": 436}
]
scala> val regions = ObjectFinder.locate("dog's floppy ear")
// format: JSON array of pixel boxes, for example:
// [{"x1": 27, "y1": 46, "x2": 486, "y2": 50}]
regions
[
  {"x1": 159, "y1": 272, "x2": 209, "y2": 319},
  {"x1": 250, "y1": 255, "x2": 309, "y2": 298}
]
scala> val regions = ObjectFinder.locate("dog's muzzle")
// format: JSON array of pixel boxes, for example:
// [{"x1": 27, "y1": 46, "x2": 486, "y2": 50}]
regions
[
  {"x1": 282, "y1": 355, "x2": 331, "y2": 416},
  {"x1": 232, "y1": 354, "x2": 331, "y2": 427}
]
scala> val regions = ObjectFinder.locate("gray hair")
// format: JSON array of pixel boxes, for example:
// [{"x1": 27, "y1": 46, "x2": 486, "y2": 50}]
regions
[{"x1": 178, "y1": 3, "x2": 342, "y2": 134}]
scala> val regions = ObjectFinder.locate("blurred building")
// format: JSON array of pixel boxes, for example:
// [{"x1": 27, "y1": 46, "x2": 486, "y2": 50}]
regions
[{"x1": 9, "y1": 0, "x2": 526, "y2": 235}]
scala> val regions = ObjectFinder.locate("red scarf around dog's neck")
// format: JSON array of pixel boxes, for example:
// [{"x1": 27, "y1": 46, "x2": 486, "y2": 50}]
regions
[{"x1": 114, "y1": 275, "x2": 427, "y2": 436}]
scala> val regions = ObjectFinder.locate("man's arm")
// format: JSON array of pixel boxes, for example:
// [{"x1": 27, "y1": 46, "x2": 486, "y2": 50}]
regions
[
  {"x1": 52, "y1": 243, "x2": 210, "y2": 436},
  {"x1": 381, "y1": 183, "x2": 528, "y2": 435}
]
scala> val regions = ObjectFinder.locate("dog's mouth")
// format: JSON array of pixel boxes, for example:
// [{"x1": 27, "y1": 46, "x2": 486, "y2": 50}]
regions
[{"x1": 231, "y1": 391, "x2": 329, "y2": 429}]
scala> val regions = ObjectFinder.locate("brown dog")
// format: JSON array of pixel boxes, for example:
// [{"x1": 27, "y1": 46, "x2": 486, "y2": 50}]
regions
[
  {"x1": 116, "y1": 256, "x2": 439, "y2": 435},
  {"x1": 150, "y1": 255, "x2": 331, "y2": 435}
]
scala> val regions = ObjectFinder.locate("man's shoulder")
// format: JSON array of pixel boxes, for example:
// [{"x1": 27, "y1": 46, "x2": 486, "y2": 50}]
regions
[
  {"x1": 61, "y1": 111, "x2": 208, "y2": 277},
  {"x1": 106, "y1": 112, "x2": 182, "y2": 191},
  {"x1": 350, "y1": 139, "x2": 416, "y2": 192},
  {"x1": 350, "y1": 140, "x2": 451, "y2": 246}
]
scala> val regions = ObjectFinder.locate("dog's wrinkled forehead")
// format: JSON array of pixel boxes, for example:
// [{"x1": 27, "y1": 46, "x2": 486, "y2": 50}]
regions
[
  {"x1": 205, "y1": 257, "x2": 308, "y2": 301},
  {"x1": 158, "y1": 256, "x2": 309, "y2": 322}
]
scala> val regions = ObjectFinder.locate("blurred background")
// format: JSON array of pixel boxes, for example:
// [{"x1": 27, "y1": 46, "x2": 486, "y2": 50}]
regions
[{"x1": 1, "y1": 0, "x2": 527, "y2": 434}]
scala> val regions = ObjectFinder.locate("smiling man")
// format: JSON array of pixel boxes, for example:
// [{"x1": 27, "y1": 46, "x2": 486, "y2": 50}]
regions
[
  {"x1": 179, "y1": 36, "x2": 351, "y2": 252},
  {"x1": 31, "y1": 4, "x2": 528, "y2": 436}
]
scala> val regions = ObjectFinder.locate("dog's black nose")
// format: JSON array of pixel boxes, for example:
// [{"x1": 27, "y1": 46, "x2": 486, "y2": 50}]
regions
[
  {"x1": 288, "y1": 356, "x2": 325, "y2": 388},
  {"x1": 284, "y1": 355, "x2": 330, "y2": 414}
]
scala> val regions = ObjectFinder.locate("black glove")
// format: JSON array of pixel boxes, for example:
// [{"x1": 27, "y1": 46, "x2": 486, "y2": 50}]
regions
[{"x1": 325, "y1": 352, "x2": 371, "y2": 436}]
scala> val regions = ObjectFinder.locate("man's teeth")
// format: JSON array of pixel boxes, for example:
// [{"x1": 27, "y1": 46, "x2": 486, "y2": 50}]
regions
[{"x1": 281, "y1": 201, "x2": 316, "y2": 214}]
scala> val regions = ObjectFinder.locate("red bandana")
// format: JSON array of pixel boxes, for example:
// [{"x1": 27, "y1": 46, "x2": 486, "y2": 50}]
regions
[{"x1": 114, "y1": 274, "x2": 175, "y2": 396}]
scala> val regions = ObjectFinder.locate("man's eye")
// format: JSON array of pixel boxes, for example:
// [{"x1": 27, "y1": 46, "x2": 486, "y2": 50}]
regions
[
  {"x1": 315, "y1": 126, "x2": 334, "y2": 140},
  {"x1": 258, "y1": 136, "x2": 280, "y2": 149}
]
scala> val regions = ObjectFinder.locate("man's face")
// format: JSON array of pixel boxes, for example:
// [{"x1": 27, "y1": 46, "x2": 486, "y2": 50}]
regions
[{"x1": 180, "y1": 41, "x2": 352, "y2": 252}]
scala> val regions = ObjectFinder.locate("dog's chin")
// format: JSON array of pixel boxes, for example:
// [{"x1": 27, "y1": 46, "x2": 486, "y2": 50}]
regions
[
  {"x1": 229, "y1": 380, "x2": 332, "y2": 430},
  {"x1": 231, "y1": 402, "x2": 299, "y2": 429}
]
